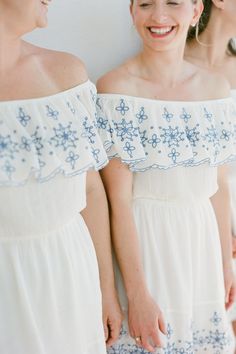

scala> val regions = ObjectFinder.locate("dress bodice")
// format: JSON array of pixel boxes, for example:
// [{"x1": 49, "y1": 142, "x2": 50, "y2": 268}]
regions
[{"x1": 133, "y1": 165, "x2": 218, "y2": 202}]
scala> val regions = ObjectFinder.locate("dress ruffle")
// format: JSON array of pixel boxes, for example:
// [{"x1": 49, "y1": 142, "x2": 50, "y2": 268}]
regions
[
  {"x1": 0, "y1": 81, "x2": 108, "y2": 186},
  {"x1": 96, "y1": 94, "x2": 236, "y2": 171}
]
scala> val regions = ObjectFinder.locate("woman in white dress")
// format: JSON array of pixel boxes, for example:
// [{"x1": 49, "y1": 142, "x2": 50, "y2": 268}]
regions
[
  {"x1": 185, "y1": 0, "x2": 236, "y2": 347},
  {"x1": 0, "y1": 0, "x2": 122, "y2": 353},
  {"x1": 96, "y1": 0, "x2": 236, "y2": 352}
]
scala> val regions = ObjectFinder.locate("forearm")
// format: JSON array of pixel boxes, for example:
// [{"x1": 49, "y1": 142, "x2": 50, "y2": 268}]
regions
[
  {"x1": 211, "y1": 181, "x2": 232, "y2": 268},
  {"x1": 81, "y1": 175, "x2": 116, "y2": 293},
  {"x1": 110, "y1": 201, "x2": 149, "y2": 300}
]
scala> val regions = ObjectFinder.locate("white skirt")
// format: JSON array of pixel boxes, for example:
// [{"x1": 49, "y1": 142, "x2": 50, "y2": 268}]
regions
[{"x1": 108, "y1": 167, "x2": 234, "y2": 353}]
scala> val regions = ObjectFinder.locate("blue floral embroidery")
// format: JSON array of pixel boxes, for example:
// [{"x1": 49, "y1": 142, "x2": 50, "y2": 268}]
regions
[
  {"x1": 82, "y1": 117, "x2": 96, "y2": 144},
  {"x1": 17, "y1": 108, "x2": 31, "y2": 127},
  {"x1": 97, "y1": 116, "x2": 108, "y2": 130},
  {"x1": 162, "y1": 108, "x2": 174, "y2": 123},
  {"x1": 91, "y1": 147, "x2": 100, "y2": 163},
  {"x1": 221, "y1": 129, "x2": 232, "y2": 142},
  {"x1": 2, "y1": 160, "x2": 15, "y2": 179},
  {"x1": 20, "y1": 137, "x2": 32, "y2": 152},
  {"x1": 139, "y1": 129, "x2": 148, "y2": 148},
  {"x1": 113, "y1": 119, "x2": 139, "y2": 142},
  {"x1": 52, "y1": 123, "x2": 78, "y2": 151},
  {"x1": 67, "y1": 102, "x2": 76, "y2": 114},
  {"x1": 0, "y1": 134, "x2": 18, "y2": 159},
  {"x1": 185, "y1": 126, "x2": 200, "y2": 147},
  {"x1": 180, "y1": 108, "x2": 191, "y2": 123},
  {"x1": 210, "y1": 312, "x2": 222, "y2": 327},
  {"x1": 148, "y1": 133, "x2": 161, "y2": 148},
  {"x1": 65, "y1": 151, "x2": 79, "y2": 169},
  {"x1": 204, "y1": 126, "x2": 220, "y2": 147},
  {"x1": 108, "y1": 311, "x2": 232, "y2": 354},
  {"x1": 123, "y1": 142, "x2": 136, "y2": 158},
  {"x1": 168, "y1": 148, "x2": 180, "y2": 163},
  {"x1": 31, "y1": 127, "x2": 44, "y2": 156},
  {"x1": 204, "y1": 108, "x2": 213, "y2": 122},
  {"x1": 160, "y1": 126, "x2": 185, "y2": 148},
  {"x1": 46, "y1": 105, "x2": 59, "y2": 120},
  {"x1": 136, "y1": 107, "x2": 148, "y2": 124},
  {"x1": 116, "y1": 99, "x2": 130, "y2": 116}
]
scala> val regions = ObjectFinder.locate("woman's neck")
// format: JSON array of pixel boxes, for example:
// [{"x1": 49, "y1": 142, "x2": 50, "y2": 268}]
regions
[
  {"x1": 0, "y1": 25, "x2": 23, "y2": 75},
  {"x1": 137, "y1": 43, "x2": 188, "y2": 88},
  {"x1": 186, "y1": 13, "x2": 233, "y2": 69}
]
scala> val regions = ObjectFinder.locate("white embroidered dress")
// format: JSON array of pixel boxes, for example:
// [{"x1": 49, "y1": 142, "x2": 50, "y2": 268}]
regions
[
  {"x1": 0, "y1": 81, "x2": 108, "y2": 354},
  {"x1": 96, "y1": 94, "x2": 236, "y2": 353}
]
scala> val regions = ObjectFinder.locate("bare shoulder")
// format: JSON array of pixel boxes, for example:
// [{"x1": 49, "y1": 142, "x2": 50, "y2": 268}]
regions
[
  {"x1": 194, "y1": 66, "x2": 231, "y2": 100},
  {"x1": 97, "y1": 60, "x2": 136, "y2": 95},
  {"x1": 25, "y1": 42, "x2": 88, "y2": 90}
]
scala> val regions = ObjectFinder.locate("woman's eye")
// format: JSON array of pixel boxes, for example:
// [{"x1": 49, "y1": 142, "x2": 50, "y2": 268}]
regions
[
  {"x1": 167, "y1": 1, "x2": 180, "y2": 5},
  {"x1": 139, "y1": 2, "x2": 152, "y2": 7}
]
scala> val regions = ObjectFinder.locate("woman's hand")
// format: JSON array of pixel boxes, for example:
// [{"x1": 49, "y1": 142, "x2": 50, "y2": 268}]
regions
[
  {"x1": 102, "y1": 290, "x2": 123, "y2": 347},
  {"x1": 224, "y1": 264, "x2": 236, "y2": 310},
  {"x1": 128, "y1": 289, "x2": 167, "y2": 353}
]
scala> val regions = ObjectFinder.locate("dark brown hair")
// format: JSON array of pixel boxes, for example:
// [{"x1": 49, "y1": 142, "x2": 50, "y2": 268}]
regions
[{"x1": 187, "y1": 0, "x2": 236, "y2": 56}]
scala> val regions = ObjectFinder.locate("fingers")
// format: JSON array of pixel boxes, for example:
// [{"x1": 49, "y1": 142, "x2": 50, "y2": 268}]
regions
[
  {"x1": 226, "y1": 285, "x2": 236, "y2": 310},
  {"x1": 103, "y1": 318, "x2": 109, "y2": 342},
  {"x1": 105, "y1": 316, "x2": 123, "y2": 347},
  {"x1": 158, "y1": 312, "x2": 167, "y2": 335}
]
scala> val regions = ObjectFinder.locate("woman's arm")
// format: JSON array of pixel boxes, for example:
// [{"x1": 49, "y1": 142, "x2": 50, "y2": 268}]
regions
[
  {"x1": 210, "y1": 166, "x2": 236, "y2": 309},
  {"x1": 100, "y1": 159, "x2": 166, "y2": 352},
  {"x1": 81, "y1": 170, "x2": 122, "y2": 347}
]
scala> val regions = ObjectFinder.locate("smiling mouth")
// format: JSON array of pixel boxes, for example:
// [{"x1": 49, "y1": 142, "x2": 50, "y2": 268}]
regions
[{"x1": 148, "y1": 26, "x2": 175, "y2": 37}]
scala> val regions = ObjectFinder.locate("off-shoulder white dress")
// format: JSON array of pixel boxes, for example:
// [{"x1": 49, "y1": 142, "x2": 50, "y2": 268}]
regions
[
  {"x1": 96, "y1": 94, "x2": 236, "y2": 353},
  {"x1": 0, "y1": 81, "x2": 108, "y2": 354}
]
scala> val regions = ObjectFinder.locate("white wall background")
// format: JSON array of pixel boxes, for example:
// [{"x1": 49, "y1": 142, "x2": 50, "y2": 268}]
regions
[{"x1": 26, "y1": 0, "x2": 141, "y2": 82}]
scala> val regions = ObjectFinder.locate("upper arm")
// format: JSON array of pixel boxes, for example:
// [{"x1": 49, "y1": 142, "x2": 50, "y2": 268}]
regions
[{"x1": 100, "y1": 159, "x2": 133, "y2": 207}]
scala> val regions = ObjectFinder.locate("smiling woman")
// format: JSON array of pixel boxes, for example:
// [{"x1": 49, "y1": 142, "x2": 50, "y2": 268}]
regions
[
  {"x1": 0, "y1": 1, "x2": 122, "y2": 353},
  {"x1": 96, "y1": 0, "x2": 236, "y2": 353}
]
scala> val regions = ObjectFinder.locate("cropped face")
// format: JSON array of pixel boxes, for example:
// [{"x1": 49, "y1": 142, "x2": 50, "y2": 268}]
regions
[
  {"x1": 223, "y1": 0, "x2": 236, "y2": 30},
  {"x1": 0, "y1": 0, "x2": 51, "y2": 34},
  {"x1": 130, "y1": 0, "x2": 203, "y2": 52}
]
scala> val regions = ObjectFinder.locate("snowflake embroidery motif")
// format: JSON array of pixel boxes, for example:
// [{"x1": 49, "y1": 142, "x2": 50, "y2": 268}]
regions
[
  {"x1": 0, "y1": 134, "x2": 18, "y2": 159},
  {"x1": 136, "y1": 107, "x2": 148, "y2": 124},
  {"x1": 2, "y1": 160, "x2": 15, "y2": 179},
  {"x1": 162, "y1": 108, "x2": 174, "y2": 122},
  {"x1": 46, "y1": 105, "x2": 59, "y2": 120},
  {"x1": 210, "y1": 312, "x2": 222, "y2": 327},
  {"x1": 115, "y1": 99, "x2": 129, "y2": 116},
  {"x1": 185, "y1": 126, "x2": 200, "y2": 147},
  {"x1": 204, "y1": 125, "x2": 220, "y2": 147},
  {"x1": 160, "y1": 126, "x2": 185, "y2": 148},
  {"x1": 17, "y1": 108, "x2": 31, "y2": 127},
  {"x1": 66, "y1": 151, "x2": 79, "y2": 169},
  {"x1": 114, "y1": 119, "x2": 138, "y2": 142},
  {"x1": 52, "y1": 123, "x2": 78, "y2": 151}
]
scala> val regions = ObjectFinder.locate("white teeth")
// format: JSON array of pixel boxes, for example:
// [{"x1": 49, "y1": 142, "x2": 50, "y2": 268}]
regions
[{"x1": 150, "y1": 26, "x2": 172, "y2": 35}]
